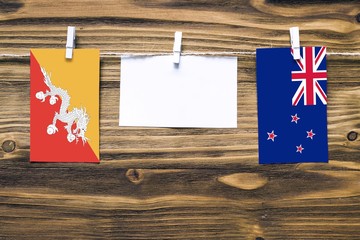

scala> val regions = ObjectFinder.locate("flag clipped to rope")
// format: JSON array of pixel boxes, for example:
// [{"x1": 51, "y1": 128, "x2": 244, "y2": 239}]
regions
[
  {"x1": 30, "y1": 49, "x2": 100, "y2": 163},
  {"x1": 256, "y1": 46, "x2": 328, "y2": 164}
]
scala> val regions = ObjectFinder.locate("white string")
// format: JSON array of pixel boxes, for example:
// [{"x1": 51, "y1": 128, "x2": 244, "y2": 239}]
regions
[
  {"x1": 107, "y1": 51, "x2": 257, "y2": 57},
  {"x1": 0, "y1": 53, "x2": 31, "y2": 57},
  {"x1": 326, "y1": 52, "x2": 360, "y2": 56},
  {"x1": 0, "y1": 51, "x2": 359, "y2": 58}
]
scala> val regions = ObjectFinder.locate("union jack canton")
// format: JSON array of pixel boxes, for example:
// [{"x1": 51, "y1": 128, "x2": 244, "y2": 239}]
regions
[{"x1": 291, "y1": 47, "x2": 327, "y2": 106}]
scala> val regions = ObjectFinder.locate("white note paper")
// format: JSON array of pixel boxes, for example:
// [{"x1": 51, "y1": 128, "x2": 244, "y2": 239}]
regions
[{"x1": 119, "y1": 55, "x2": 237, "y2": 128}]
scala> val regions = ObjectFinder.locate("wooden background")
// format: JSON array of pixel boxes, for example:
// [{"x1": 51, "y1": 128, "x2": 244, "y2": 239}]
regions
[{"x1": 1, "y1": 0, "x2": 360, "y2": 239}]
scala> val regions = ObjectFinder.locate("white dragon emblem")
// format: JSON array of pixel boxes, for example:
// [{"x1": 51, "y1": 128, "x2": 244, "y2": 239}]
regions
[{"x1": 35, "y1": 67, "x2": 89, "y2": 144}]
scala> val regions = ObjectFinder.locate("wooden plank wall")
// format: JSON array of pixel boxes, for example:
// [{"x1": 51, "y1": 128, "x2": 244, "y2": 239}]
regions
[{"x1": 1, "y1": 0, "x2": 359, "y2": 239}]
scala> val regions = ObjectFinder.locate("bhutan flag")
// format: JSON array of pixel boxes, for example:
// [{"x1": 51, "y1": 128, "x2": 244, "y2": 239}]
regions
[{"x1": 30, "y1": 49, "x2": 99, "y2": 163}]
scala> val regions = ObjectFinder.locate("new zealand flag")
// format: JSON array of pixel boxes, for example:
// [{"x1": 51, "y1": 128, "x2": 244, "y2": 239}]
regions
[{"x1": 256, "y1": 47, "x2": 328, "y2": 164}]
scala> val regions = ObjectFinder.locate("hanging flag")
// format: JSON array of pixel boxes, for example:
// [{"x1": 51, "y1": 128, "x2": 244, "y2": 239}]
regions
[
  {"x1": 30, "y1": 49, "x2": 100, "y2": 163},
  {"x1": 256, "y1": 47, "x2": 328, "y2": 164}
]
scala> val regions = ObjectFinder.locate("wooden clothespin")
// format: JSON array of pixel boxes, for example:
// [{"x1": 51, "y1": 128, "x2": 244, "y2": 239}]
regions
[
  {"x1": 290, "y1": 27, "x2": 300, "y2": 60},
  {"x1": 66, "y1": 26, "x2": 76, "y2": 59},
  {"x1": 173, "y1": 31, "x2": 182, "y2": 64}
]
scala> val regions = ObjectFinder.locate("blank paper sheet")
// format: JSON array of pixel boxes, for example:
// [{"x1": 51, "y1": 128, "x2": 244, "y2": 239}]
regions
[{"x1": 119, "y1": 55, "x2": 237, "y2": 128}]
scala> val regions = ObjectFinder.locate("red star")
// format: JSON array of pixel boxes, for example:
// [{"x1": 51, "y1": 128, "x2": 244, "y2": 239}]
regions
[
  {"x1": 267, "y1": 130, "x2": 277, "y2": 142},
  {"x1": 296, "y1": 144, "x2": 304, "y2": 154},
  {"x1": 306, "y1": 129, "x2": 315, "y2": 140},
  {"x1": 291, "y1": 113, "x2": 300, "y2": 124}
]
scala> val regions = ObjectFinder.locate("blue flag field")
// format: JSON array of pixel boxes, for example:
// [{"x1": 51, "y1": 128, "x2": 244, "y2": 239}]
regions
[{"x1": 256, "y1": 47, "x2": 328, "y2": 164}]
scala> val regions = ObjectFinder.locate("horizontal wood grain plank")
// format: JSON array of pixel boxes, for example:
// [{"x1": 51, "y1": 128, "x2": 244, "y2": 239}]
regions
[
  {"x1": 0, "y1": 165, "x2": 359, "y2": 239},
  {"x1": 0, "y1": 0, "x2": 359, "y2": 55},
  {"x1": 0, "y1": 56, "x2": 359, "y2": 166}
]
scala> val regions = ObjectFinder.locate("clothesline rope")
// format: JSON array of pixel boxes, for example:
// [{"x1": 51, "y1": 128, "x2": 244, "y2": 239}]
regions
[{"x1": 0, "y1": 51, "x2": 359, "y2": 58}]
